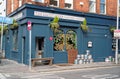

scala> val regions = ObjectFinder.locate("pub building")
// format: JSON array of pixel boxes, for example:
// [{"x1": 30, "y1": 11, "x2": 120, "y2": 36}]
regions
[{"x1": 4, "y1": 3, "x2": 120, "y2": 65}]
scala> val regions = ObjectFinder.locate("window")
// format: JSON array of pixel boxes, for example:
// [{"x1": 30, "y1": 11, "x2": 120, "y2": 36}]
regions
[
  {"x1": 11, "y1": 0, "x2": 14, "y2": 12},
  {"x1": 32, "y1": 0, "x2": 44, "y2": 3},
  {"x1": 12, "y1": 30, "x2": 18, "y2": 51},
  {"x1": 54, "y1": 29, "x2": 77, "y2": 51},
  {"x1": 50, "y1": 0, "x2": 59, "y2": 7},
  {"x1": 89, "y1": 0, "x2": 96, "y2": 13},
  {"x1": 66, "y1": 30, "x2": 77, "y2": 50},
  {"x1": 64, "y1": 0, "x2": 73, "y2": 9},
  {"x1": 100, "y1": 0, "x2": 106, "y2": 14},
  {"x1": 19, "y1": 0, "x2": 22, "y2": 7},
  {"x1": 54, "y1": 29, "x2": 65, "y2": 51}
]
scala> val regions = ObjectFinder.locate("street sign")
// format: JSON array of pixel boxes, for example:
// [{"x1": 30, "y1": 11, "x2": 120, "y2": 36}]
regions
[
  {"x1": 0, "y1": 16, "x2": 13, "y2": 24},
  {"x1": 114, "y1": 30, "x2": 120, "y2": 39},
  {"x1": 27, "y1": 21, "x2": 31, "y2": 31}
]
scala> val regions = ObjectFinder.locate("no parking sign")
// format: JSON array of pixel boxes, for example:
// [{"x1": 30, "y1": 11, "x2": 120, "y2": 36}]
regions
[{"x1": 114, "y1": 30, "x2": 120, "y2": 39}]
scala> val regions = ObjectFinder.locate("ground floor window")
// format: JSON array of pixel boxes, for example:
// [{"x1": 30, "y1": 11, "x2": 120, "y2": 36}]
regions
[
  {"x1": 12, "y1": 30, "x2": 18, "y2": 51},
  {"x1": 54, "y1": 29, "x2": 77, "y2": 51}
]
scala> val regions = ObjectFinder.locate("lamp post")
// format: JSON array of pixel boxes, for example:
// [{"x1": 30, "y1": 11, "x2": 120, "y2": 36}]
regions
[{"x1": 115, "y1": 0, "x2": 119, "y2": 64}]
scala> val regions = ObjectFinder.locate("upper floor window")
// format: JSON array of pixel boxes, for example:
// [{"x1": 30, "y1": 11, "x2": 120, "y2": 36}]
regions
[
  {"x1": 32, "y1": 0, "x2": 44, "y2": 3},
  {"x1": 64, "y1": 0, "x2": 73, "y2": 9},
  {"x1": 100, "y1": 0, "x2": 106, "y2": 14},
  {"x1": 50, "y1": 0, "x2": 59, "y2": 7},
  {"x1": 89, "y1": 0, "x2": 96, "y2": 13},
  {"x1": 19, "y1": 0, "x2": 22, "y2": 7},
  {"x1": 11, "y1": 0, "x2": 14, "y2": 12}
]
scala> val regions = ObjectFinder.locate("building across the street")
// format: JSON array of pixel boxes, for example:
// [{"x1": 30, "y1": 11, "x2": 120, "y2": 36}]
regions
[{"x1": 2, "y1": 0, "x2": 120, "y2": 65}]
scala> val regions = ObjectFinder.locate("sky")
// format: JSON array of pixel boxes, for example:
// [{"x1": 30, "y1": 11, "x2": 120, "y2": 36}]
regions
[{"x1": 0, "y1": 0, "x2": 6, "y2": 17}]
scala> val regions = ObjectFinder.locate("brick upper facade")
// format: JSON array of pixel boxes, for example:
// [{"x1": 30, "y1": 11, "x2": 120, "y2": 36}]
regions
[{"x1": 7, "y1": 0, "x2": 117, "y2": 16}]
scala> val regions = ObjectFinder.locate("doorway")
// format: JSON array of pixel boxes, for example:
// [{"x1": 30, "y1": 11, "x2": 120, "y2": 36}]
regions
[
  {"x1": 36, "y1": 37, "x2": 44, "y2": 58},
  {"x1": 22, "y1": 37, "x2": 25, "y2": 64}
]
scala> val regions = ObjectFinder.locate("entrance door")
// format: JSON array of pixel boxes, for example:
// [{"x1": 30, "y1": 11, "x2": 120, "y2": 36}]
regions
[{"x1": 36, "y1": 37, "x2": 44, "y2": 58}]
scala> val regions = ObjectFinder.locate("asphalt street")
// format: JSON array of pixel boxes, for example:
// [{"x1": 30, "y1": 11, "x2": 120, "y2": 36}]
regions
[{"x1": 0, "y1": 66, "x2": 120, "y2": 79}]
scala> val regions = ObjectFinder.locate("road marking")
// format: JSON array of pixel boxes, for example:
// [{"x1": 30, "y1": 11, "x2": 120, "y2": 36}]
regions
[
  {"x1": 0, "y1": 73, "x2": 7, "y2": 79},
  {"x1": 21, "y1": 73, "x2": 65, "y2": 79},
  {"x1": 82, "y1": 74, "x2": 120, "y2": 79}
]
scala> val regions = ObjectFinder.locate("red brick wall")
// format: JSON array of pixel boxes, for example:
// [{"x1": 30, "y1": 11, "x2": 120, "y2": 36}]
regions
[
  {"x1": 59, "y1": 0, "x2": 65, "y2": 8},
  {"x1": 74, "y1": 0, "x2": 89, "y2": 12},
  {"x1": 6, "y1": 0, "x2": 117, "y2": 16},
  {"x1": 96, "y1": 0, "x2": 100, "y2": 14},
  {"x1": 106, "y1": 0, "x2": 117, "y2": 16},
  {"x1": 14, "y1": 0, "x2": 19, "y2": 11},
  {"x1": 7, "y1": 0, "x2": 11, "y2": 15}
]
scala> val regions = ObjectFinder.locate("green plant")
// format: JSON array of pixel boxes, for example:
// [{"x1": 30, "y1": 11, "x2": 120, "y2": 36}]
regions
[
  {"x1": 10, "y1": 19, "x2": 18, "y2": 30},
  {"x1": 110, "y1": 26, "x2": 116, "y2": 33},
  {"x1": 81, "y1": 19, "x2": 88, "y2": 32},
  {"x1": 0, "y1": 25, "x2": 8, "y2": 35},
  {"x1": 50, "y1": 16, "x2": 60, "y2": 32}
]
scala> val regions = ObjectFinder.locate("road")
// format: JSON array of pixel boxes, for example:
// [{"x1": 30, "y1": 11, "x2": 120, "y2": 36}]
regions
[{"x1": 0, "y1": 66, "x2": 120, "y2": 79}]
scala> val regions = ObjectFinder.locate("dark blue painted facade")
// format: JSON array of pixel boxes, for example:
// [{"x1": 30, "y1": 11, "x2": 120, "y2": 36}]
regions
[{"x1": 4, "y1": 3, "x2": 120, "y2": 64}]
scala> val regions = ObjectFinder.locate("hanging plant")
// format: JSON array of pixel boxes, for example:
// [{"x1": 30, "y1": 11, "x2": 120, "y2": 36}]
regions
[
  {"x1": 110, "y1": 26, "x2": 116, "y2": 33},
  {"x1": 10, "y1": 19, "x2": 18, "y2": 30},
  {"x1": 81, "y1": 19, "x2": 88, "y2": 32},
  {"x1": 0, "y1": 25, "x2": 8, "y2": 35},
  {"x1": 50, "y1": 16, "x2": 60, "y2": 33}
]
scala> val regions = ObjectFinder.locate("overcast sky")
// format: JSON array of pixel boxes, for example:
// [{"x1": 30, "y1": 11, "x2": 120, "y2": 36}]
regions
[{"x1": 0, "y1": 0, "x2": 6, "y2": 17}]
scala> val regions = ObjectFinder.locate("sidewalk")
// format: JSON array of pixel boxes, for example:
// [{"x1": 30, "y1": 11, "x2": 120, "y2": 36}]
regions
[{"x1": 0, "y1": 59, "x2": 120, "y2": 73}]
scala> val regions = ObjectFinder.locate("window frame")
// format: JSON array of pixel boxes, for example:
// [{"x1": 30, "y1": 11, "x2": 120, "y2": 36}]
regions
[
  {"x1": 89, "y1": 0, "x2": 96, "y2": 13},
  {"x1": 12, "y1": 30, "x2": 18, "y2": 51},
  {"x1": 100, "y1": 0, "x2": 106, "y2": 14},
  {"x1": 49, "y1": 0, "x2": 59, "y2": 7},
  {"x1": 64, "y1": 0, "x2": 73, "y2": 9},
  {"x1": 31, "y1": 0, "x2": 44, "y2": 3}
]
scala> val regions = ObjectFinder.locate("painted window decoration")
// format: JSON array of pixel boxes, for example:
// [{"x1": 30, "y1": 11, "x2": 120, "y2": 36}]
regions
[
  {"x1": 50, "y1": 0, "x2": 59, "y2": 7},
  {"x1": 54, "y1": 29, "x2": 65, "y2": 51},
  {"x1": 100, "y1": 0, "x2": 106, "y2": 14},
  {"x1": 54, "y1": 29, "x2": 77, "y2": 51},
  {"x1": 89, "y1": 0, "x2": 96, "y2": 13},
  {"x1": 12, "y1": 30, "x2": 18, "y2": 51},
  {"x1": 66, "y1": 30, "x2": 77, "y2": 50},
  {"x1": 64, "y1": 0, "x2": 73, "y2": 9}
]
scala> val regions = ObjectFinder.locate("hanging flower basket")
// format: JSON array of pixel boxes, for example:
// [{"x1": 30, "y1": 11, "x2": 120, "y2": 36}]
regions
[
  {"x1": 10, "y1": 20, "x2": 18, "y2": 30},
  {"x1": 80, "y1": 19, "x2": 88, "y2": 32},
  {"x1": 0, "y1": 25, "x2": 8, "y2": 35},
  {"x1": 50, "y1": 16, "x2": 60, "y2": 33}
]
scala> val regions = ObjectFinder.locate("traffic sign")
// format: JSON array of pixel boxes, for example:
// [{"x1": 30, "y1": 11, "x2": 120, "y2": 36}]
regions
[
  {"x1": 27, "y1": 21, "x2": 31, "y2": 31},
  {"x1": 114, "y1": 30, "x2": 120, "y2": 39}
]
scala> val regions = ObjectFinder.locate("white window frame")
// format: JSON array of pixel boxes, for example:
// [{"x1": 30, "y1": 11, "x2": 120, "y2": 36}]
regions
[
  {"x1": 64, "y1": 0, "x2": 73, "y2": 9},
  {"x1": 89, "y1": 0, "x2": 96, "y2": 13},
  {"x1": 100, "y1": 0, "x2": 106, "y2": 14},
  {"x1": 11, "y1": 0, "x2": 14, "y2": 12},
  {"x1": 19, "y1": 0, "x2": 22, "y2": 7},
  {"x1": 49, "y1": 0, "x2": 59, "y2": 7},
  {"x1": 32, "y1": 0, "x2": 44, "y2": 3}
]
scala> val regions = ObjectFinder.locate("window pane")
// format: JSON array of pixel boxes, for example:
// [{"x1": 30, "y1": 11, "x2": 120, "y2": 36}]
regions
[
  {"x1": 100, "y1": 0, "x2": 105, "y2": 3},
  {"x1": 100, "y1": 0, "x2": 106, "y2": 14},
  {"x1": 54, "y1": 29, "x2": 65, "y2": 51},
  {"x1": 66, "y1": 30, "x2": 77, "y2": 50},
  {"x1": 13, "y1": 30, "x2": 18, "y2": 51},
  {"x1": 89, "y1": 0, "x2": 96, "y2": 13},
  {"x1": 100, "y1": 4, "x2": 105, "y2": 13}
]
